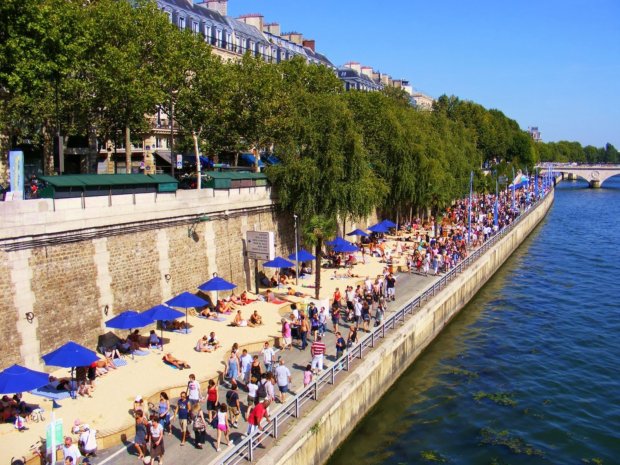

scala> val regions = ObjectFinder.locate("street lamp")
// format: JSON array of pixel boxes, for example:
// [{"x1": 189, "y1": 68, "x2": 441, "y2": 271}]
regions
[{"x1": 294, "y1": 213, "x2": 299, "y2": 286}]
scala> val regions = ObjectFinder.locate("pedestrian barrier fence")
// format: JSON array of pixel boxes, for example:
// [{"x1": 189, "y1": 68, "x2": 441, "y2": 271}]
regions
[{"x1": 220, "y1": 191, "x2": 551, "y2": 465}]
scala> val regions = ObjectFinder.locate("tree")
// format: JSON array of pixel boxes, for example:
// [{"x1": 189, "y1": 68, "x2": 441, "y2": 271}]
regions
[{"x1": 302, "y1": 215, "x2": 337, "y2": 298}]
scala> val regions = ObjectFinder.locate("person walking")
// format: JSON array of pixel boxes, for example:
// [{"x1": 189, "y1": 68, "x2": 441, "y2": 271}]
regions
[
  {"x1": 215, "y1": 404, "x2": 233, "y2": 452},
  {"x1": 206, "y1": 379, "x2": 218, "y2": 423},
  {"x1": 186, "y1": 374, "x2": 201, "y2": 408},
  {"x1": 133, "y1": 411, "x2": 148, "y2": 459},
  {"x1": 240, "y1": 349, "x2": 253, "y2": 385},
  {"x1": 175, "y1": 391, "x2": 190, "y2": 446},
  {"x1": 318, "y1": 307, "x2": 327, "y2": 337},
  {"x1": 149, "y1": 414, "x2": 165, "y2": 464},
  {"x1": 335, "y1": 332, "x2": 346, "y2": 359},
  {"x1": 261, "y1": 341, "x2": 275, "y2": 372},
  {"x1": 310, "y1": 336, "x2": 327, "y2": 374},
  {"x1": 246, "y1": 399, "x2": 271, "y2": 436},
  {"x1": 190, "y1": 404, "x2": 207, "y2": 450},
  {"x1": 225, "y1": 382, "x2": 241, "y2": 428},
  {"x1": 303, "y1": 364, "x2": 313, "y2": 388},
  {"x1": 274, "y1": 358, "x2": 292, "y2": 403},
  {"x1": 280, "y1": 319, "x2": 292, "y2": 351},
  {"x1": 299, "y1": 315, "x2": 309, "y2": 350}
]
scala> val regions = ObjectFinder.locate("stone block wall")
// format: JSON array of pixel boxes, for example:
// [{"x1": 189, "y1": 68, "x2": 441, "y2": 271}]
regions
[
  {"x1": 30, "y1": 242, "x2": 100, "y2": 358},
  {"x1": 0, "y1": 251, "x2": 22, "y2": 367}
]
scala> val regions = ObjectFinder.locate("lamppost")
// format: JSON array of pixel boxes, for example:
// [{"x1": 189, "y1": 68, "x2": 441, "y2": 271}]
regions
[{"x1": 294, "y1": 213, "x2": 299, "y2": 286}]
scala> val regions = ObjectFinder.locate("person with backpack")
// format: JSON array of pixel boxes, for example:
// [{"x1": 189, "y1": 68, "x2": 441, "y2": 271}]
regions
[{"x1": 190, "y1": 404, "x2": 207, "y2": 450}]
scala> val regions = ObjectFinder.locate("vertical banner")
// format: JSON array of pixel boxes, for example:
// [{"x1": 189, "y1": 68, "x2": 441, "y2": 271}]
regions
[{"x1": 9, "y1": 150, "x2": 25, "y2": 200}]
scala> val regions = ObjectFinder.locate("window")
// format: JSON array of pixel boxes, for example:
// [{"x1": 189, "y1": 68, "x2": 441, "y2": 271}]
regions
[
  {"x1": 216, "y1": 29, "x2": 222, "y2": 47},
  {"x1": 226, "y1": 33, "x2": 233, "y2": 51},
  {"x1": 205, "y1": 25, "x2": 211, "y2": 41},
  {"x1": 192, "y1": 21, "x2": 199, "y2": 34},
  {"x1": 178, "y1": 16, "x2": 185, "y2": 29},
  {"x1": 165, "y1": 11, "x2": 172, "y2": 23}
]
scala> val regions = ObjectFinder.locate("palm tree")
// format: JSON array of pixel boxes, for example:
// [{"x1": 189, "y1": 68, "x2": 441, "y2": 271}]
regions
[{"x1": 302, "y1": 214, "x2": 337, "y2": 299}]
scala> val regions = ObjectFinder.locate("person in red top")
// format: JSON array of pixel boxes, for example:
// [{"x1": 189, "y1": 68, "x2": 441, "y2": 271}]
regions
[
  {"x1": 310, "y1": 336, "x2": 327, "y2": 373},
  {"x1": 246, "y1": 399, "x2": 271, "y2": 436},
  {"x1": 333, "y1": 288, "x2": 342, "y2": 308}
]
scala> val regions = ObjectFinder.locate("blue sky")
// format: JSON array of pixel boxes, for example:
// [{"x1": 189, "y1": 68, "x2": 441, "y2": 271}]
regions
[{"x1": 228, "y1": 0, "x2": 620, "y2": 148}]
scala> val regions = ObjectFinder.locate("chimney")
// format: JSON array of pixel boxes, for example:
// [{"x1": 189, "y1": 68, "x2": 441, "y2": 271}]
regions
[
  {"x1": 302, "y1": 39, "x2": 316, "y2": 52},
  {"x1": 361, "y1": 66, "x2": 373, "y2": 79},
  {"x1": 372, "y1": 71, "x2": 381, "y2": 82},
  {"x1": 380, "y1": 74, "x2": 391, "y2": 86},
  {"x1": 203, "y1": 0, "x2": 227, "y2": 16},
  {"x1": 282, "y1": 32, "x2": 303, "y2": 44},
  {"x1": 264, "y1": 22, "x2": 281, "y2": 36},
  {"x1": 238, "y1": 13, "x2": 264, "y2": 32}
]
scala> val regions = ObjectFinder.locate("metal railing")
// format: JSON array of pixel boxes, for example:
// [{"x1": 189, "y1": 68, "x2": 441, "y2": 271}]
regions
[{"x1": 220, "y1": 191, "x2": 551, "y2": 465}]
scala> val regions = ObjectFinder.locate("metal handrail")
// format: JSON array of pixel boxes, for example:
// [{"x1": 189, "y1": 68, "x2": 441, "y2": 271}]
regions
[{"x1": 220, "y1": 191, "x2": 551, "y2": 464}]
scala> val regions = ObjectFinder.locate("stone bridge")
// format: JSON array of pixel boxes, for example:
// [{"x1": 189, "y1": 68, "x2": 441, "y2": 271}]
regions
[{"x1": 536, "y1": 163, "x2": 620, "y2": 188}]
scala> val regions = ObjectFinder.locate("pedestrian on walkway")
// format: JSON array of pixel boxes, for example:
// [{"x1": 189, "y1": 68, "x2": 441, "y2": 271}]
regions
[
  {"x1": 386, "y1": 273, "x2": 396, "y2": 301},
  {"x1": 280, "y1": 318, "x2": 292, "y2": 350},
  {"x1": 246, "y1": 399, "x2": 271, "y2": 436},
  {"x1": 186, "y1": 374, "x2": 201, "y2": 408},
  {"x1": 335, "y1": 332, "x2": 346, "y2": 359},
  {"x1": 175, "y1": 391, "x2": 190, "y2": 446},
  {"x1": 215, "y1": 404, "x2": 233, "y2": 452},
  {"x1": 299, "y1": 315, "x2": 309, "y2": 350},
  {"x1": 331, "y1": 302, "x2": 341, "y2": 333},
  {"x1": 206, "y1": 380, "x2": 218, "y2": 423},
  {"x1": 311, "y1": 336, "x2": 326, "y2": 373},
  {"x1": 149, "y1": 415, "x2": 165, "y2": 464},
  {"x1": 318, "y1": 307, "x2": 328, "y2": 337},
  {"x1": 262, "y1": 341, "x2": 275, "y2": 372},
  {"x1": 250, "y1": 355, "x2": 263, "y2": 382},
  {"x1": 190, "y1": 404, "x2": 207, "y2": 450},
  {"x1": 240, "y1": 349, "x2": 253, "y2": 384},
  {"x1": 133, "y1": 411, "x2": 148, "y2": 459},
  {"x1": 225, "y1": 382, "x2": 241, "y2": 428},
  {"x1": 303, "y1": 364, "x2": 313, "y2": 388},
  {"x1": 274, "y1": 358, "x2": 292, "y2": 403}
]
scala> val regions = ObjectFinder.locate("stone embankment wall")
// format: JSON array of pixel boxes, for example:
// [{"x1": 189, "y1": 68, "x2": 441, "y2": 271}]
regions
[
  {"x1": 259, "y1": 191, "x2": 554, "y2": 465},
  {"x1": 0, "y1": 187, "x2": 293, "y2": 369}
]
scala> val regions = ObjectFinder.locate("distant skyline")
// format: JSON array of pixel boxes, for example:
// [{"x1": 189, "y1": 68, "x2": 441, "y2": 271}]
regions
[{"x1": 228, "y1": 0, "x2": 620, "y2": 148}]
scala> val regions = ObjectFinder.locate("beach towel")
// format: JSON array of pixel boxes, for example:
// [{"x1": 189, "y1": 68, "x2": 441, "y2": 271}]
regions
[
  {"x1": 173, "y1": 328, "x2": 191, "y2": 334},
  {"x1": 132, "y1": 349, "x2": 150, "y2": 356},
  {"x1": 269, "y1": 298, "x2": 289, "y2": 305},
  {"x1": 163, "y1": 362, "x2": 181, "y2": 370},
  {"x1": 30, "y1": 386, "x2": 71, "y2": 401},
  {"x1": 196, "y1": 315, "x2": 227, "y2": 322},
  {"x1": 113, "y1": 358, "x2": 128, "y2": 367}
]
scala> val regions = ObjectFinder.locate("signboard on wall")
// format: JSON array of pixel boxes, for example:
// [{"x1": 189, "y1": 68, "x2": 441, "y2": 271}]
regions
[
  {"x1": 9, "y1": 150, "x2": 24, "y2": 200},
  {"x1": 246, "y1": 231, "x2": 275, "y2": 261}
]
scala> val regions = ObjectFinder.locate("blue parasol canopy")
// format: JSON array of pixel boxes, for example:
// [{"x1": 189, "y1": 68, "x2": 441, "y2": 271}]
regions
[
  {"x1": 325, "y1": 237, "x2": 348, "y2": 246},
  {"x1": 198, "y1": 276, "x2": 237, "y2": 292},
  {"x1": 143, "y1": 305, "x2": 184, "y2": 322},
  {"x1": 333, "y1": 241, "x2": 359, "y2": 253},
  {"x1": 105, "y1": 310, "x2": 153, "y2": 330},
  {"x1": 166, "y1": 292, "x2": 207, "y2": 308},
  {"x1": 368, "y1": 223, "x2": 390, "y2": 233},
  {"x1": 263, "y1": 256, "x2": 295, "y2": 268},
  {"x1": 379, "y1": 219, "x2": 397, "y2": 228},
  {"x1": 346, "y1": 229, "x2": 369, "y2": 237},
  {"x1": 42, "y1": 341, "x2": 99, "y2": 368},
  {"x1": 0, "y1": 364, "x2": 50, "y2": 394},
  {"x1": 288, "y1": 249, "x2": 316, "y2": 262}
]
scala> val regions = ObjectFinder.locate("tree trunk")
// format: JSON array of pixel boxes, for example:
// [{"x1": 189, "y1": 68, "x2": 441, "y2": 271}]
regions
[
  {"x1": 314, "y1": 240, "x2": 322, "y2": 299},
  {"x1": 42, "y1": 120, "x2": 55, "y2": 175},
  {"x1": 125, "y1": 126, "x2": 132, "y2": 174},
  {"x1": 193, "y1": 131, "x2": 201, "y2": 190}
]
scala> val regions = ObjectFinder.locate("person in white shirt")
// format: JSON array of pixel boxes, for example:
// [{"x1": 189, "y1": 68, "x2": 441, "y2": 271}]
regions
[
  {"x1": 61, "y1": 437, "x2": 82, "y2": 464},
  {"x1": 240, "y1": 349, "x2": 253, "y2": 384},
  {"x1": 273, "y1": 359, "x2": 292, "y2": 403},
  {"x1": 261, "y1": 341, "x2": 275, "y2": 372},
  {"x1": 79, "y1": 425, "x2": 97, "y2": 457}
]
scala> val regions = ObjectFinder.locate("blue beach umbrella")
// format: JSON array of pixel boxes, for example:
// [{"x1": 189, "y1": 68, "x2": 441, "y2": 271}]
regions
[
  {"x1": 105, "y1": 310, "x2": 153, "y2": 330},
  {"x1": 42, "y1": 341, "x2": 99, "y2": 368},
  {"x1": 142, "y1": 305, "x2": 184, "y2": 350},
  {"x1": 379, "y1": 219, "x2": 397, "y2": 229},
  {"x1": 166, "y1": 292, "x2": 208, "y2": 334},
  {"x1": 42, "y1": 341, "x2": 99, "y2": 399},
  {"x1": 198, "y1": 276, "x2": 237, "y2": 292},
  {"x1": 288, "y1": 249, "x2": 316, "y2": 262},
  {"x1": 325, "y1": 237, "x2": 348, "y2": 247},
  {"x1": 0, "y1": 364, "x2": 50, "y2": 395},
  {"x1": 263, "y1": 256, "x2": 295, "y2": 269},
  {"x1": 368, "y1": 223, "x2": 390, "y2": 234},
  {"x1": 333, "y1": 241, "x2": 359, "y2": 253},
  {"x1": 346, "y1": 229, "x2": 369, "y2": 237}
]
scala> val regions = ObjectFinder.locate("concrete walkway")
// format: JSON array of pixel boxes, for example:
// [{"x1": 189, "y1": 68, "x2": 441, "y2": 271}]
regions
[{"x1": 93, "y1": 268, "x2": 442, "y2": 465}]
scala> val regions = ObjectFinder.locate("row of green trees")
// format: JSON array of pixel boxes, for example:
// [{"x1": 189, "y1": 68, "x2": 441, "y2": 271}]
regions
[
  {"x1": 535, "y1": 141, "x2": 618, "y2": 164},
  {"x1": 3, "y1": 0, "x2": 607, "y2": 295}
]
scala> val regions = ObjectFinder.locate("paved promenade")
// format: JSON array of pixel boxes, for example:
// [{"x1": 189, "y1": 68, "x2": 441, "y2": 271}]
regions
[{"x1": 93, "y1": 268, "x2": 442, "y2": 465}]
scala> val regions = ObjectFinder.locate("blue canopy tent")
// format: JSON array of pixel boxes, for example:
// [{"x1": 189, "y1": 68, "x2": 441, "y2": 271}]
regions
[
  {"x1": 368, "y1": 223, "x2": 390, "y2": 234},
  {"x1": 105, "y1": 311, "x2": 153, "y2": 330},
  {"x1": 288, "y1": 249, "x2": 316, "y2": 262},
  {"x1": 165, "y1": 292, "x2": 208, "y2": 334},
  {"x1": 0, "y1": 364, "x2": 50, "y2": 395},
  {"x1": 42, "y1": 341, "x2": 100, "y2": 399},
  {"x1": 142, "y1": 305, "x2": 185, "y2": 350},
  {"x1": 333, "y1": 241, "x2": 359, "y2": 253},
  {"x1": 240, "y1": 153, "x2": 265, "y2": 168},
  {"x1": 346, "y1": 229, "x2": 369, "y2": 237}
]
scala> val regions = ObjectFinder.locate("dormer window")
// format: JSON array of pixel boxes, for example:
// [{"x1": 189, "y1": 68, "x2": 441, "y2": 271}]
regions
[
  {"x1": 192, "y1": 21, "x2": 199, "y2": 34},
  {"x1": 178, "y1": 16, "x2": 185, "y2": 29}
]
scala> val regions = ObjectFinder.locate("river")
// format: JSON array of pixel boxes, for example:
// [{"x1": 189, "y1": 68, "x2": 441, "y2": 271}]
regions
[{"x1": 328, "y1": 178, "x2": 620, "y2": 464}]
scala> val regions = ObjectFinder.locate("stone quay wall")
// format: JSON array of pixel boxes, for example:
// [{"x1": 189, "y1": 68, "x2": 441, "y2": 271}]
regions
[
  {"x1": 258, "y1": 190, "x2": 554, "y2": 465},
  {"x1": 0, "y1": 187, "x2": 296, "y2": 369}
]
